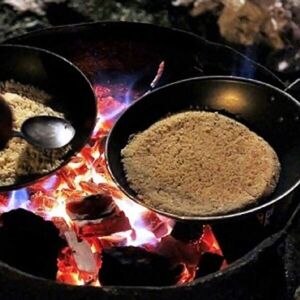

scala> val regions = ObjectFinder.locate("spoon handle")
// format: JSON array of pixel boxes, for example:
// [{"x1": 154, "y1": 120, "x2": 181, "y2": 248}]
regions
[{"x1": 12, "y1": 130, "x2": 24, "y2": 139}]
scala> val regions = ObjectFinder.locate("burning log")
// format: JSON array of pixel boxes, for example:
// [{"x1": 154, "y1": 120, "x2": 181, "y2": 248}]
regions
[
  {"x1": 66, "y1": 194, "x2": 117, "y2": 220},
  {"x1": 77, "y1": 211, "x2": 131, "y2": 237},
  {"x1": 195, "y1": 252, "x2": 224, "y2": 278},
  {"x1": 136, "y1": 211, "x2": 171, "y2": 239},
  {"x1": 64, "y1": 230, "x2": 98, "y2": 275},
  {"x1": 98, "y1": 235, "x2": 128, "y2": 249},
  {"x1": 0, "y1": 208, "x2": 65, "y2": 279},
  {"x1": 99, "y1": 246, "x2": 183, "y2": 286},
  {"x1": 66, "y1": 194, "x2": 131, "y2": 237}
]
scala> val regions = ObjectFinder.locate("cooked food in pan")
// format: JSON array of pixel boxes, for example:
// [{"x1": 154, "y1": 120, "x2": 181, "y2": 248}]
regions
[
  {"x1": 121, "y1": 111, "x2": 280, "y2": 216},
  {"x1": 0, "y1": 81, "x2": 70, "y2": 186}
]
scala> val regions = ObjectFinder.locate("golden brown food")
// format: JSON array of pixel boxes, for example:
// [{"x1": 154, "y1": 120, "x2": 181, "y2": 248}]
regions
[
  {"x1": 0, "y1": 81, "x2": 70, "y2": 186},
  {"x1": 121, "y1": 111, "x2": 280, "y2": 216}
]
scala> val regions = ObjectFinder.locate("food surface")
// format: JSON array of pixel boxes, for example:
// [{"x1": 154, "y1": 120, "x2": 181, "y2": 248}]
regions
[
  {"x1": 121, "y1": 111, "x2": 280, "y2": 216},
  {"x1": 0, "y1": 81, "x2": 70, "y2": 186}
]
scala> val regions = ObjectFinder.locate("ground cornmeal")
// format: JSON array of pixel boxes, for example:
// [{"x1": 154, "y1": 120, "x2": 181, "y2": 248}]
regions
[{"x1": 121, "y1": 111, "x2": 280, "y2": 216}]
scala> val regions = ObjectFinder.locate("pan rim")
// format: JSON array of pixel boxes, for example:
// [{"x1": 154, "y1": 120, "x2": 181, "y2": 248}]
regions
[{"x1": 105, "y1": 75, "x2": 300, "y2": 222}]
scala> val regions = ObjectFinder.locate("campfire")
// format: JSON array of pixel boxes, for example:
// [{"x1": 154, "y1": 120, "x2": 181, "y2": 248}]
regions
[{"x1": 0, "y1": 76, "x2": 225, "y2": 287}]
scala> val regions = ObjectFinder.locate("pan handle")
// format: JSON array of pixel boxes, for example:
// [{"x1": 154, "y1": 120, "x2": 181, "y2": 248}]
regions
[
  {"x1": 284, "y1": 79, "x2": 300, "y2": 100},
  {"x1": 142, "y1": 61, "x2": 165, "y2": 97}
]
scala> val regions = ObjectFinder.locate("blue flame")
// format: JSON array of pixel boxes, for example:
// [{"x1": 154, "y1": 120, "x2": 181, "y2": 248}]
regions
[
  {"x1": 232, "y1": 48, "x2": 257, "y2": 79},
  {"x1": 94, "y1": 72, "x2": 142, "y2": 122},
  {"x1": 113, "y1": 74, "x2": 139, "y2": 106},
  {"x1": 42, "y1": 175, "x2": 57, "y2": 190},
  {"x1": 8, "y1": 188, "x2": 29, "y2": 210},
  {"x1": 94, "y1": 62, "x2": 164, "y2": 123}
]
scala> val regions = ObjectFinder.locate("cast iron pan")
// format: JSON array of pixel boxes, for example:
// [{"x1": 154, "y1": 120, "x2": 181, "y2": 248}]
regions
[
  {"x1": 0, "y1": 44, "x2": 96, "y2": 191},
  {"x1": 106, "y1": 76, "x2": 300, "y2": 222}
]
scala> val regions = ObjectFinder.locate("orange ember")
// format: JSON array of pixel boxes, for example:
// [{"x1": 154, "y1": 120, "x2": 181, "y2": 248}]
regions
[{"x1": 0, "y1": 81, "x2": 225, "y2": 287}]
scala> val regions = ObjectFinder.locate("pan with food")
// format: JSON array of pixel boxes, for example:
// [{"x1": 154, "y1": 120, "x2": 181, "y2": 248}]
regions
[
  {"x1": 106, "y1": 76, "x2": 300, "y2": 222},
  {"x1": 0, "y1": 44, "x2": 96, "y2": 191}
]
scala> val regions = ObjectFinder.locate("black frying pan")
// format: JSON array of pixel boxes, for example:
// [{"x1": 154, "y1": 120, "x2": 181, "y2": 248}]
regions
[
  {"x1": 106, "y1": 76, "x2": 300, "y2": 222},
  {"x1": 0, "y1": 44, "x2": 96, "y2": 191}
]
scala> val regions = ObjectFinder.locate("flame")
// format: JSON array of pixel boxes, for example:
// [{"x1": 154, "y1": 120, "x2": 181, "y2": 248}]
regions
[
  {"x1": 44, "y1": 196, "x2": 72, "y2": 226},
  {"x1": 178, "y1": 264, "x2": 195, "y2": 284},
  {"x1": 3, "y1": 188, "x2": 30, "y2": 213},
  {"x1": 201, "y1": 226, "x2": 223, "y2": 256},
  {"x1": 2, "y1": 71, "x2": 225, "y2": 286},
  {"x1": 113, "y1": 198, "x2": 171, "y2": 246}
]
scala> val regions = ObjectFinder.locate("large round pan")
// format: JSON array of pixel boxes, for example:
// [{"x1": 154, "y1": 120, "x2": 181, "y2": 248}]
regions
[
  {"x1": 106, "y1": 76, "x2": 300, "y2": 222},
  {"x1": 0, "y1": 44, "x2": 96, "y2": 191}
]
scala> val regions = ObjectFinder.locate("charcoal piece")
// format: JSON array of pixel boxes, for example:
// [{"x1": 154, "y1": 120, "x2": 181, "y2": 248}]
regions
[
  {"x1": 66, "y1": 194, "x2": 117, "y2": 220},
  {"x1": 99, "y1": 246, "x2": 183, "y2": 286},
  {"x1": 171, "y1": 221, "x2": 203, "y2": 242},
  {"x1": 195, "y1": 252, "x2": 224, "y2": 278},
  {"x1": 0, "y1": 208, "x2": 65, "y2": 279}
]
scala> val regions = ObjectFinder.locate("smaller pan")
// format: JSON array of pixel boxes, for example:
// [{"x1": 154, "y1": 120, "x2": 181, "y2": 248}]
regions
[
  {"x1": 106, "y1": 76, "x2": 300, "y2": 222},
  {"x1": 0, "y1": 44, "x2": 97, "y2": 191}
]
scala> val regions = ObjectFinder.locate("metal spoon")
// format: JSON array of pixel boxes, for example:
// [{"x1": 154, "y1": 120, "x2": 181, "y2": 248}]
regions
[
  {"x1": 14, "y1": 116, "x2": 75, "y2": 149},
  {"x1": 0, "y1": 95, "x2": 75, "y2": 149}
]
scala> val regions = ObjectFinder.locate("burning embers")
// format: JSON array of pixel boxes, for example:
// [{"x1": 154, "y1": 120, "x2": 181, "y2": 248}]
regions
[
  {"x1": 66, "y1": 194, "x2": 117, "y2": 220},
  {"x1": 0, "y1": 78, "x2": 225, "y2": 287}
]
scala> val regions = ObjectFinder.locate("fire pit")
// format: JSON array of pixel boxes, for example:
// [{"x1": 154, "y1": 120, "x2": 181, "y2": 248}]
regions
[{"x1": 0, "y1": 22, "x2": 299, "y2": 299}]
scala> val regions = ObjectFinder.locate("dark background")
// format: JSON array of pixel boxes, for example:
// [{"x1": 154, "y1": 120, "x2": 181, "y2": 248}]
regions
[{"x1": 1, "y1": 0, "x2": 300, "y2": 84}]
